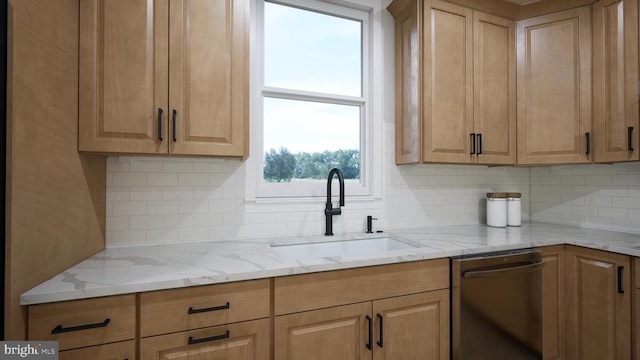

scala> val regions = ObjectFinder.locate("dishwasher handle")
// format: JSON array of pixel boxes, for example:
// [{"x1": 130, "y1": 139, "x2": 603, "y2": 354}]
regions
[{"x1": 463, "y1": 261, "x2": 544, "y2": 278}]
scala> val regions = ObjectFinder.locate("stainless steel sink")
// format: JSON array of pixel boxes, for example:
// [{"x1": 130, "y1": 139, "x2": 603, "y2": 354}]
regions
[{"x1": 270, "y1": 237, "x2": 417, "y2": 261}]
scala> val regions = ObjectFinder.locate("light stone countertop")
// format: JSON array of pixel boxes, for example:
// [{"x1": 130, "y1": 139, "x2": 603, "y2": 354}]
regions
[{"x1": 21, "y1": 222, "x2": 640, "y2": 305}]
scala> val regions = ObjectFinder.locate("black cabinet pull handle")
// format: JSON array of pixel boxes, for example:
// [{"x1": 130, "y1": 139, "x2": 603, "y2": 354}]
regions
[
  {"x1": 157, "y1": 108, "x2": 163, "y2": 141},
  {"x1": 376, "y1": 313, "x2": 383, "y2": 348},
  {"x1": 365, "y1": 315, "x2": 373, "y2": 350},
  {"x1": 188, "y1": 330, "x2": 230, "y2": 345},
  {"x1": 617, "y1": 266, "x2": 624, "y2": 294},
  {"x1": 628, "y1": 127, "x2": 634, "y2": 151},
  {"x1": 585, "y1": 132, "x2": 591, "y2": 155},
  {"x1": 188, "y1": 302, "x2": 230, "y2": 315},
  {"x1": 51, "y1": 318, "x2": 110, "y2": 334},
  {"x1": 172, "y1": 109, "x2": 177, "y2": 142},
  {"x1": 470, "y1": 133, "x2": 476, "y2": 155},
  {"x1": 477, "y1": 133, "x2": 483, "y2": 155}
]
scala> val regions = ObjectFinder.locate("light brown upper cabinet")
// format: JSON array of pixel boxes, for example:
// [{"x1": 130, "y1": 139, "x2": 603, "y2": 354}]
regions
[
  {"x1": 593, "y1": 0, "x2": 639, "y2": 163},
  {"x1": 79, "y1": 0, "x2": 248, "y2": 157},
  {"x1": 516, "y1": 6, "x2": 592, "y2": 165},
  {"x1": 388, "y1": 0, "x2": 516, "y2": 165}
]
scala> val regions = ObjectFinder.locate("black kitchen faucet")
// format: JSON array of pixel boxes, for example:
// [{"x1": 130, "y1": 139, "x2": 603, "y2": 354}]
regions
[{"x1": 324, "y1": 168, "x2": 344, "y2": 236}]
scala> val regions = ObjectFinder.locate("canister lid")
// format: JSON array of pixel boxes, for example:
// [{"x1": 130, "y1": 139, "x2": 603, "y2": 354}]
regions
[
  {"x1": 486, "y1": 192, "x2": 508, "y2": 199},
  {"x1": 507, "y1": 192, "x2": 521, "y2": 198}
]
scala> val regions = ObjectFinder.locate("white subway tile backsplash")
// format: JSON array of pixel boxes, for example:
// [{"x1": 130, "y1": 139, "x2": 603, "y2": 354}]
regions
[
  {"x1": 179, "y1": 173, "x2": 210, "y2": 187},
  {"x1": 163, "y1": 160, "x2": 195, "y2": 173},
  {"x1": 112, "y1": 172, "x2": 147, "y2": 187},
  {"x1": 130, "y1": 159, "x2": 163, "y2": 172},
  {"x1": 598, "y1": 207, "x2": 629, "y2": 219},
  {"x1": 106, "y1": 216, "x2": 129, "y2": 231},
  {"x1": 529, "y1": 163, "x2": 640, "y2": 233},
  {"x1": 146, "y1": 201, "x2": 179, "y2": 215},
  {"x1": 147, "y1": 173, "x2": 179, "y2": 187},
  {"x1": 129, "y1": 215, "x2": 163, "y2": 230},
  {"x1": 130, "y1": 187, "x2": 163, "y2": 201},
  {"x1": 105, "y1": 153, "x2": 640, "y2": 246},
  {"x1": 163, "y1": 214, "x2": 195, "y2": 228},
  {"x1": 112, "y1": 201, "x2": 146, "y2": 216}
]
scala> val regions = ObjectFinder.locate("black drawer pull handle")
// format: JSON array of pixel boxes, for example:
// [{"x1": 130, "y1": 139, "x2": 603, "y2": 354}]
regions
[
  {"x1": 188, "y1": 330, "x2": 230, "y2": 345},
  {"x1": 470, "y1": 133, "x2": 476, "y2": 155},
  {"x1": 172, "y1": 109, "x2": 177, "y2": 142},
  {"x1": 376, "y1": 313, "x2": 383, "y2": 348},
  {"x1": 617, "y1": 266, "x2": 624, "y2": 294},
  {"x1": 157, "y1": 108, "x2": 163, "y2": 141},
  {"x1": 188, "y1": 302, "x2": 230, "y2": 315},
  {"x1": 629, "y1": 127, "x2": 634, "y2": 151},
  {"x1": 365, "y1": 315, "x2": 373, "y2": 350},
  {"x1": 585, "y1": 132, "x2": 591, "y2": 155},
  {"x1": 477, "y1": 133, "x2": 483, "y2": 155},
  {"x1": 51, "y1": 318, "x2": 110, "y2": 334}
]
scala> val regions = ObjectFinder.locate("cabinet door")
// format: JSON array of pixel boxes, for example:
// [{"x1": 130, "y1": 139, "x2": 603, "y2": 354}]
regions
[
  {"x1": 422, "y1": 0, "x2": 473, "y2": 163},
  {"x1": 516, "y1": 7, "x2": 592, "y2": 165},
  {"x1": 540, "y1": 246, "x2": 565, "y2": 360},
  {"x1": 593, "y1": 0, "x2": 639, "y2": 162},
  {"x1": 59, "y1": 340, "x2": 135, "y2": 360},
  {"x1": 473, "y1": 12, "x2": 516, "y2": 165},
  {"x1": 392, "y1": 0, "x2": 420, "y2": 164},
  {"x1": 274, "y1": 302, "x2": 371, "y2": 360},
  {"x1": 372, "y1": 290, "x2": 449, "y2": 360},
  {"x1": 79, "y1": 0, "x2": 169, "y2": 154},
  {"x1": 140, "y1": 318, "x2": 269, "y2": 360},
  {"x1": 565, "y1": 247, "x2": 631, "y2": 360},
  {"x1": 169, "y1": 0, "x2": 248, "y2": 157}
]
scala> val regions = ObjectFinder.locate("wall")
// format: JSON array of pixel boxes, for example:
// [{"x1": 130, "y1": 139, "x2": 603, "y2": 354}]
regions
[
  {"x1": 105, "y1": 133, "x2": 530, "y2": 247},
  {"x1": 530, "y1": 163, "x2": 640, "y2": 233},
  {"x1": 103, "y1": 0, "x2": 640, "y2": 247},
  {"x1": 6, "y1": 0, "x2": 105, "y2": 339}
]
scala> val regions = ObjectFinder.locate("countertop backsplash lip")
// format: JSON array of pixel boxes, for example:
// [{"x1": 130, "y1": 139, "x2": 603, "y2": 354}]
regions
[{"x1": 21, "y1": 222, "x2": 640, "y2": 306}]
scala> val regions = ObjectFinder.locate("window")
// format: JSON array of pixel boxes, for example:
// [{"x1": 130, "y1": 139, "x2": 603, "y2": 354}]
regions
[{"x1": 249, "y1": 0, "x2": 373, "y2": 199}]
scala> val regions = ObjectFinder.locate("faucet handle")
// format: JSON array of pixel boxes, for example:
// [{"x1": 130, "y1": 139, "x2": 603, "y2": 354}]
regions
[{"x1": 366, "y1": 216, "x2": 378, "y2": 233}]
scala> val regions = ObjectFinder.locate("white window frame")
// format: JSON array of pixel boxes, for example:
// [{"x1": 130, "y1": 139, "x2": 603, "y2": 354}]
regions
[{"x1": 246, "y1": 0, "x2": 382, "y2": 201}]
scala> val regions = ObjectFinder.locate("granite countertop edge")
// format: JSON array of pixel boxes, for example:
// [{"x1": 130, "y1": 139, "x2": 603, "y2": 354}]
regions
[{"x1": 20, "y1": 222, "x2": 640, "y2": 305}]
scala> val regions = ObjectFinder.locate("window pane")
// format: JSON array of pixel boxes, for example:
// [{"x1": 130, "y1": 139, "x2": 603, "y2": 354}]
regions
[
  {"x1": 263, "y1": 97, "x2": 361, "y2": 182},
  {"x1": 264, "y1": 1, "x2": 362, "y2": 97}
]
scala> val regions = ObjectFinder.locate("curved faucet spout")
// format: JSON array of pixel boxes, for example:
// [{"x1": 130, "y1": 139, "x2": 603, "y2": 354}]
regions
[
  {"x1": 325, "y1": 168, "x2": 345, "y2": 236},
  {"x1": 326, "y1": 168, "x2": 345, "y2": 207}
]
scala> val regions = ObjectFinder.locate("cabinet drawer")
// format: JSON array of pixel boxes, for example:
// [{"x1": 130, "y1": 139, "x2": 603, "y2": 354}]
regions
[
  {"x1": 274, "y1": 259, "x2": 449, "y2": 315},
  {"x1": 140, "y1": 279, "x2": 270, "y2": 337},
  {"x1": 140, "y1": 318, "x2": 270, "y2": 360},
  {"x1": 28, "y1": 295, "x2": 135, "y2": 351},
  {"x1": 59, "y1": 340, "x2": 135, "y2": 360}
]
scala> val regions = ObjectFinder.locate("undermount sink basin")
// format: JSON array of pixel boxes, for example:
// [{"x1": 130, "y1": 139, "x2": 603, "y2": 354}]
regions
[{"x1": 270, "y1": 237, "x2": 417, "y2": 261}]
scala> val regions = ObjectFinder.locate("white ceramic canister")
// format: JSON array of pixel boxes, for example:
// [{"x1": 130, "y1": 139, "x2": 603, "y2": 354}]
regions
[
  {"x1": 486, "y1": 192, "x2": 507, "y2": 227},
  {"x1": 507, "y1": 192, "x2": 522, "y2": 226}
]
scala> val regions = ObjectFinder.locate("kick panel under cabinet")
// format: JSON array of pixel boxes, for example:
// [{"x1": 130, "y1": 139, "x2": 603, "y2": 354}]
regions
[{"x1": 79, "y1": 0, "x2": 248, "y2": 157}]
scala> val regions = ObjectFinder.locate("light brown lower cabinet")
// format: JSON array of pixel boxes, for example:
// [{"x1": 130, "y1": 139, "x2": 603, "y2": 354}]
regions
[
  {"x1": 540, "y1": 245, "x2": 565, "y2": 360},
  {"x1": 635, "y1": 287, "x2": 640, "y2": 360},
  {"x1": 58, "y1": 340, "x2": 135, "y2": 360},
  {"x1": 274, "y1": 290, "x2": 449, "y2": 360},
  {"x1": 140, "y1": 318, "x2": 270, "y2": 360},
  {"x1": 273, "y1": 260, "x2": 450, "y2": 360},
  {"x1": 565, "y1": 246, "x2": 631, "y2": 360},
  {"x1": 635, "y1": 258, "x2": 640, "y2": 360}
]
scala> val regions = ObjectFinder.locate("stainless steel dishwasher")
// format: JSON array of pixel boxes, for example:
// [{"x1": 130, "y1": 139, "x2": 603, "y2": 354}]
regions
[{"x1": 451, "y1": 249, "x2": 544, "y2": 360}]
